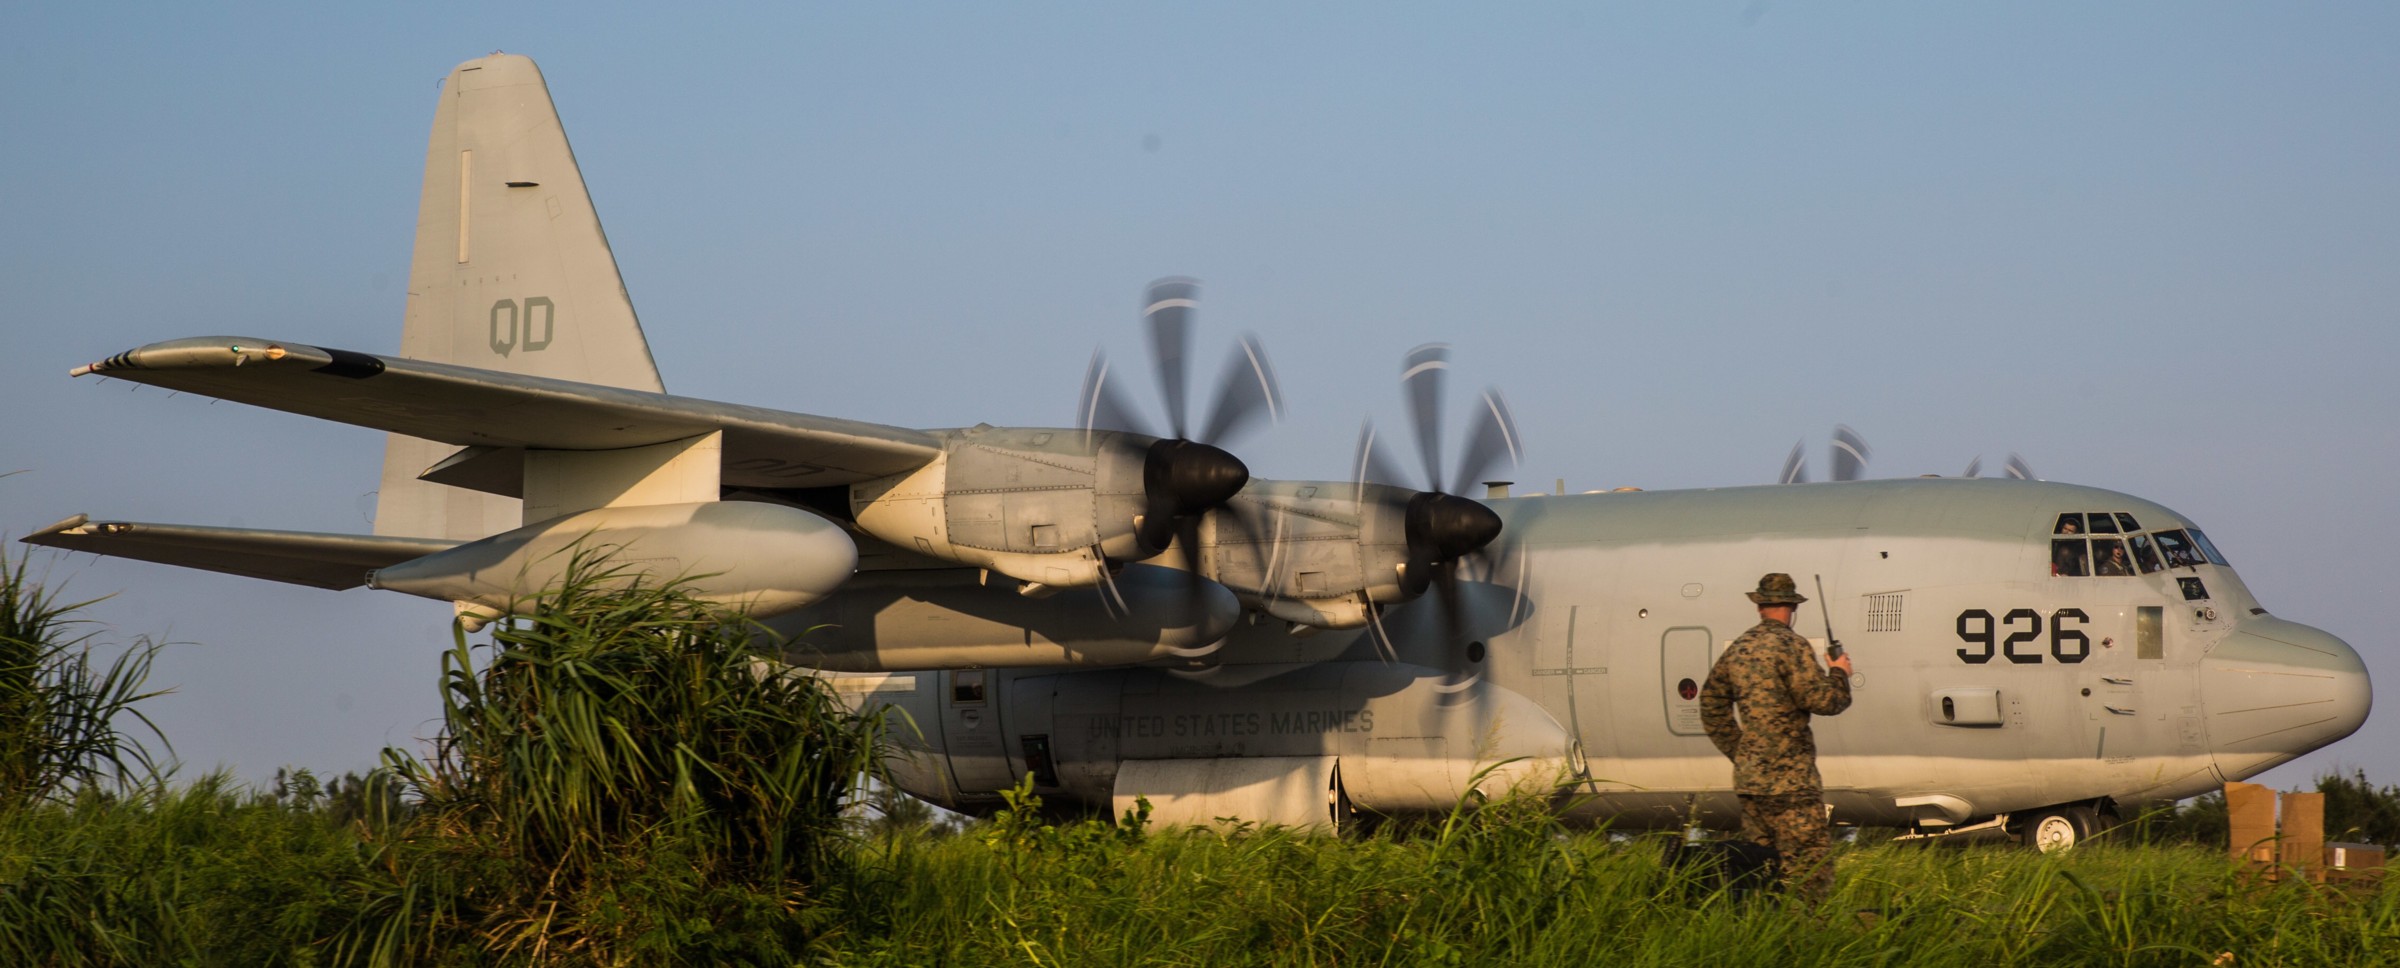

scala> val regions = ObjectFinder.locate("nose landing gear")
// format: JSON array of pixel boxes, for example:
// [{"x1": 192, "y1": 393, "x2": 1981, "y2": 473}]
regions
[{"x1": 2012, "y1": 803, "x2": 2106, "y2": 852}]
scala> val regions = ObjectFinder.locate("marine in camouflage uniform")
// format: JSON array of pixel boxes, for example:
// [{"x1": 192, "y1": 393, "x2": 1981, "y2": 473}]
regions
[{"x1": 1700, "y1": 572, "x2": 1854, "y2": 902}]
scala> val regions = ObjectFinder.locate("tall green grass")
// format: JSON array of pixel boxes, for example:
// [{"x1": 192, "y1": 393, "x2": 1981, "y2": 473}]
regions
[
  {"x1": 339, "y1": 555, "x2": 887, "y2": 966},
  {"x1": 9, "y1": 784, "x2": 2391, "y2": 966},
  {"x1": 0, "y1": 546, "x2": 165, "y2": 809},
  {"x1": 819, "y1": 809, "x2": 2399, "y2": 967},
  {"x1": 0, "y1": 774, "x2": 375, "y2": 965}
]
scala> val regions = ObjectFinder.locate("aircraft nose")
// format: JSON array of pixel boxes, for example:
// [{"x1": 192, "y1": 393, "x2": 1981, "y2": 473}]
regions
[{"x1": 2200, "y1": 616, "x2": 2372, "y2": 782}]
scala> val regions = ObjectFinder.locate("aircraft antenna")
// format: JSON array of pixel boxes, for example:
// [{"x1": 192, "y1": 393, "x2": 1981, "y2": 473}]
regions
[{"x1": 1813, "y1": 573, "x2": 1845, "y2": 663}]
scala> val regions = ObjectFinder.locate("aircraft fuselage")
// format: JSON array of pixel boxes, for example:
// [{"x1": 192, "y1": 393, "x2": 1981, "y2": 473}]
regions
[{"x1": 818, "y1": 477, "x2": 2370, "y2": 831}]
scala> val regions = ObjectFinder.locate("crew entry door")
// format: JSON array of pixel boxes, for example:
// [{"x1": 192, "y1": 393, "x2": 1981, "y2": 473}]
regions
[
  {"x1": 939, "y1": 669, "x2": 1014, "y2": 795},
  {"x1": 1660, "y1": 627, "x2": 1717, "y2": 736}
]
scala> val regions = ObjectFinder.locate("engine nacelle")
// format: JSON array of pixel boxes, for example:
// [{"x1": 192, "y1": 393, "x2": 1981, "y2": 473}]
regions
[
  {"x1": 368, "y1": 500, "x2": 857, "y2": 620},
  {"x1": 849, "y1": 426, "x2": 1155, "y2": 588},
  {"x1": 1199, "y1": 479, "x2": 1416, "y2": 628}
]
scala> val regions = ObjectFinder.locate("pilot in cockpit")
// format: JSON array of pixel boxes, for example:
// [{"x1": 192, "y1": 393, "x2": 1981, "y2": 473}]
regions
[
  {"x1": 2052, "y1": 538, "x2": 2089, "y2": 577},
  {"x1": 2094, "y1": 540, "x2": 2133, "y2": 576}
]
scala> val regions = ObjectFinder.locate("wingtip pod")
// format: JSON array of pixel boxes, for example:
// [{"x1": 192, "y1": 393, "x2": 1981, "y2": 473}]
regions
[
  {"x1": 66, "y1": 337, "x2": 330, "y2": 377},
  {"x1": 23, "y1": 514, "x2": 92, "y2": 541}
]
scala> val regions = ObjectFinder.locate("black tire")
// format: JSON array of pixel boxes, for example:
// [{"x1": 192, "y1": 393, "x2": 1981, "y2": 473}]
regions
[{"x1": 2019, "y1": 805, "x2": 2096, "y2": 853}]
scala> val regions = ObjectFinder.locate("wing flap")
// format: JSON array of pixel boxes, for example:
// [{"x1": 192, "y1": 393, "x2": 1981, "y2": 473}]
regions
[
  {"x1": 71, "y1": 337, "x2": 942, "y2": 487},
  {"x1": 23, "y1": 515, "x2": 458, "y2": 590}
]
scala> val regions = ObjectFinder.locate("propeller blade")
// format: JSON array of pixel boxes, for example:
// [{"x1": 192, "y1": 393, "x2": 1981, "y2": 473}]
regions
[
  {"x1": 1450, "y1": 388, "x2": 1523, "y2": 497},
  {"x1": 1078, "y1": 351, "x2": 1153, "y2": 443},
  {"x1": 1352, "y1": 421, "x2": 1410, "y2": 503},
  {"x1": 1143, "y1": 277, "x2": 1200, "y2": 440},
  {"x1": 1400, "y1": 343, "x2": 1450, "y2": 492},
  {"x1": 1963, "y1": 455, "x2": 1983, "y2": 479},
  {"x1": 1214, "y1": 497, "x2": 1288, "y2": 608},
  {"x1": 1363, "y1": 604, "x2": 1398, "y2": 664},
  {"x1": 1171, "y1": 514, "x2": 1220, "y2": 651},
  {"x1": 1434, "y1": 566, "x2": 1468, "y2": 653},
  {"x1": 1196, "y1": 333, "x2": 1282, "y2": 446},
  {"x1": 1094, "y1": 552, "x2": 1129, "y2": 621},
  {"x1": 1504, "y1": 537, "x2": 1531, "y2": 629},
  {"x1": 1830, "y1": 425, "x2": 1871, "y2": 482},
  {"x1": 1779, "y1": 440, "x2": 1810, "y2": 484},
  {"x1": 2004, "y1": 453, "x2": 2036, "y2": 481},
  {"x1": 1259, "y1": 502, "x2": 1289, "y2": 608},
  {"x1": 1424, "y1": 569, "x2": 1485, "y2": 704}
]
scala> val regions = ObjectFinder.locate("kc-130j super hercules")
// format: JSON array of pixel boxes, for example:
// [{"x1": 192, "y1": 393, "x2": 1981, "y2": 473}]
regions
[{"x1": 30, "y1": 55, "x2": 2369, "y2": 851}]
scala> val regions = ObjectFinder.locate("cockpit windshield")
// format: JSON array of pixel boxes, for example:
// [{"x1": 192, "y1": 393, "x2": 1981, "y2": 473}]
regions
[
  {"x1": 2044, "y1": 511, "x2": 2213, "y2": 577},
  {"x1": 2128, "y1": 534, "x2": 2163, "y2": 574},
  {"x1": 2154, "y1": 529, "x2": 2204, "y2": 569}
]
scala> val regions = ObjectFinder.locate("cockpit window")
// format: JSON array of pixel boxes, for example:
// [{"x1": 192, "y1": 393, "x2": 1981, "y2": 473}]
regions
[
  {"x1": 2128, "y1": 534, "x2": 2164, "y2": 574},
  {"x1": 2155, "y1": 529, "x2": 2204, "y2": 569},
  {"x1": 2051, "y1": 538, "x2": 2090, "y2": 577},
  {"x1": 2092, "y1": 538, "x2": 2132, "y2": 576},
  {"x1": 2043, "y1": 511, "x2": 2210, "y2": 579}
]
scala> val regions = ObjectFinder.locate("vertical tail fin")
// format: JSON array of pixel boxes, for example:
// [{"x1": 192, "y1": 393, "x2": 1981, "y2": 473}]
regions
[{"x1": 376, "y1": 53, "x2": 665, "y2": 539}]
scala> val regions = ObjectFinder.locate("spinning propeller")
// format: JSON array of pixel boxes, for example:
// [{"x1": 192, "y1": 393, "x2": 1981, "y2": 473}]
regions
[
  {"x1": 1353, "y1": 343, "x2": 1523, "y2": 662},
  {"x1": 1961, "y1": 453, "x2": 2037, "y2": 480},
  {"x1": 1780, "y1": 427, "x2": 2039, "y2": 482},
  {"x1": 1779, "y1": 424, "x2": 1872, "y2": 484},
  {"x1": 1078, "y1": 278, "x2": 1282, "y2": 620}
]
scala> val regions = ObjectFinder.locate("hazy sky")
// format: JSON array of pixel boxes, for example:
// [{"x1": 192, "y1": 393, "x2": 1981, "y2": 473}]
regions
[{"x1": 3, "y1": 3, "x2": 2393, "y2": 794}]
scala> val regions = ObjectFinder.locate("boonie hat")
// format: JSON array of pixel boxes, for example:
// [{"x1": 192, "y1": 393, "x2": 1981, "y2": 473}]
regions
[{"x1": 1746, "y1": 572, "x2": 1808, "y2": 605}]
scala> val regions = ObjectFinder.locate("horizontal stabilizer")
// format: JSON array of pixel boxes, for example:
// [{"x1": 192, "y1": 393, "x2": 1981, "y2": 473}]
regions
[
  {"x1": 23, "y1": 515, "x2": 457, "y2": 590},
  {"x1": 69, "y1": 337, "x2": 943, "y2": 488}
]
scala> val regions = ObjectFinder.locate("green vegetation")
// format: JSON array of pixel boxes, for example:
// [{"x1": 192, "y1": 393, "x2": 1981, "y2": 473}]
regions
[
  {"x1": 0, "y1": 552, "x2": 2394, "y2": 966},
  {"x1": 827, "y1": 807, "x2": 2400, "y2": 967},
  {"x1": 342, "y1": 558, "x2": 885, "y2": 965},
  {"x1": 0, "y1": 547, "x2": 165, "y2": 809}
]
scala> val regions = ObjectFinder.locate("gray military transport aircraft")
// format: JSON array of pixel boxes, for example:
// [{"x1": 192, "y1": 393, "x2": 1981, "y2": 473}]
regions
[{"x1": 29, "y1": 54, "x2": 2370, "y2": 852}]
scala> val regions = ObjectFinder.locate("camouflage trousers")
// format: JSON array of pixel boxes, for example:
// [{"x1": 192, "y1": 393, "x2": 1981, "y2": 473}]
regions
[{"x1": 1738, "y1": 793, "x2": 1833, "y2": 903}]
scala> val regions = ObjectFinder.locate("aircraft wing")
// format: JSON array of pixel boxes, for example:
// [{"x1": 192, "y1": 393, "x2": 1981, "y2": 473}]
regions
[
  {"x1": 23, "y1": 515, "x2": 457, "y2": 590},
  {"x1": 70, "y1": 337, "x2": 943, "y2": 488}
]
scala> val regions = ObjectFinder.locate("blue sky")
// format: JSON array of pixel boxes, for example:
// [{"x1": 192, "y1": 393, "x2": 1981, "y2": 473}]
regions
[{"x1": 3, "y1": 3, "x2": 2394, "y2": 793}]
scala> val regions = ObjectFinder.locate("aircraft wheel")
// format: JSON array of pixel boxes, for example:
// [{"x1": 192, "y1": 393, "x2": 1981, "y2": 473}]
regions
[{"x1": 2020, "y1": 805, "x2": 2095, "y2": 853}]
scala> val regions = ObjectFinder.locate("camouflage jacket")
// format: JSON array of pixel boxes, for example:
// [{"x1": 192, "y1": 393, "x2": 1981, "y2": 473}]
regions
[{"x1": 1699, "y1": 617, "x2": 1853, "y2": 796}]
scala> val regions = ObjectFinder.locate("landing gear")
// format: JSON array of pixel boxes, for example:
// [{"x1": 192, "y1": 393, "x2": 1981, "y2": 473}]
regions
[{"x1": 2017, "y1": 805, "x2": 2097, "y2": 853}]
